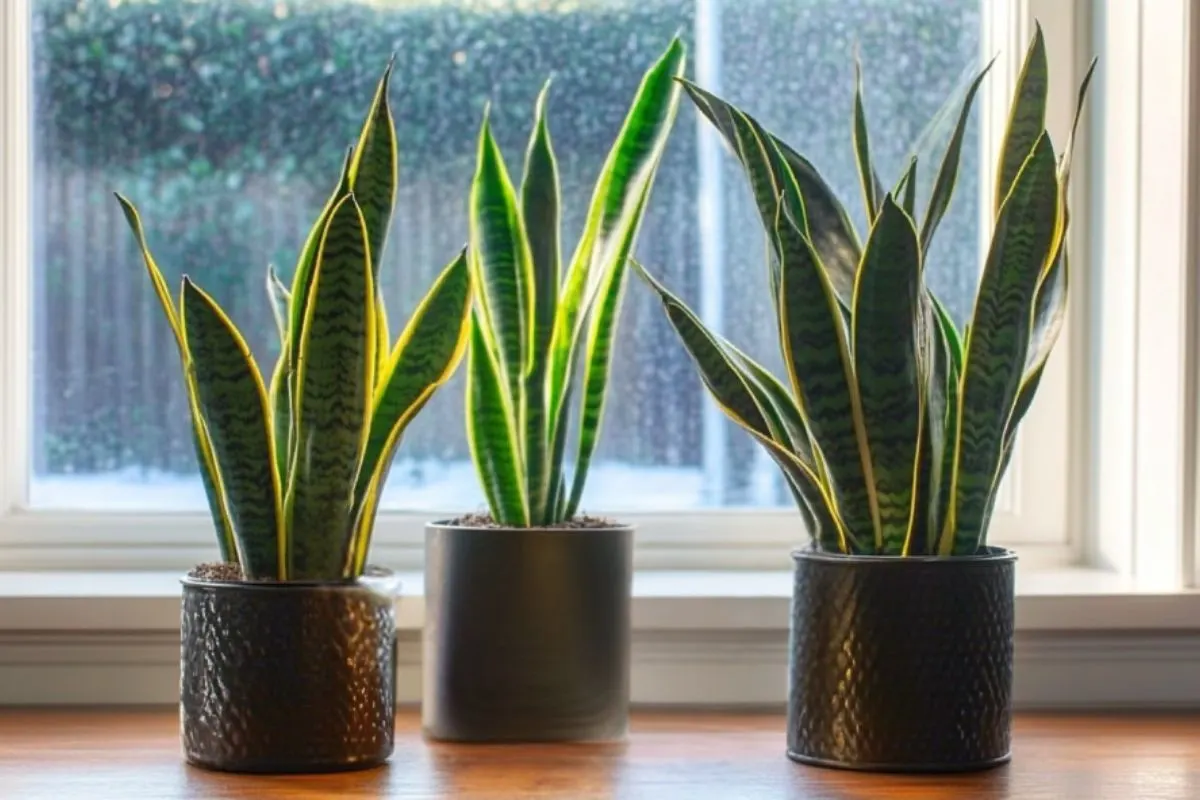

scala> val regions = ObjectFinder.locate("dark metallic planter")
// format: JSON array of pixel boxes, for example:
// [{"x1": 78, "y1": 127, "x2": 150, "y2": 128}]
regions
[
  {"x1": 423, "y1": 521, "x2": 633, "y2": 742},
  {"x1": 787, "y1": 546, "x2": 1016, "y2": 773},
  {"x1": 180, "y1": 568, "x2": 399, "y2": 773}
]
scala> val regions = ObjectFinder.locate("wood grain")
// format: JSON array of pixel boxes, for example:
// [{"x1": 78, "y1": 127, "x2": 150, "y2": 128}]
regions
[{"x1": 0, "y1": 709, "x2": 1198, "y2": 799}]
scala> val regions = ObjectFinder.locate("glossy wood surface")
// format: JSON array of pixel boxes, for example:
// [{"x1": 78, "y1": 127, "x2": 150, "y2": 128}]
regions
[{"x1": 1, "y1": 709, "x2": 1198, "y2": 798}]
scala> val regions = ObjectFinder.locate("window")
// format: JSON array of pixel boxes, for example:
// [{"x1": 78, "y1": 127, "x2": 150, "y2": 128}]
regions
[
  {"x1": 6, "y1": 0, "x2": 1200, "y2": 711},
  {"x1": 0, "y1": 0, "x2": 1096, "y2": 571}
]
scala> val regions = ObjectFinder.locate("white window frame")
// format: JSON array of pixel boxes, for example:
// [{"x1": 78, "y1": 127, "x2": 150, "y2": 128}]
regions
[
  {"x1": 4, "y1": 0, "x2": 1200, "y2": 710},
  {"x1": 0, "y1": 0, "x2": 1093, "y2": 574}
]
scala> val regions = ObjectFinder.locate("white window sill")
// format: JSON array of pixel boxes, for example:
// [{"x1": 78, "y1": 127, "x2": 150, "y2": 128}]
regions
[
  {"x1": 2, "y1": 568, "x2": 1198, "y2": 709},
  {"x1": 1, "y1": 566, "x2": 1198, "y2": 632}
]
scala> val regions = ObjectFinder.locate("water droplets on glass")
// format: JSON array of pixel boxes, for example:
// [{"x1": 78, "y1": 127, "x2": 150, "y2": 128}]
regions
[{"x1": 29, "y1": 0, "x2": 981, "y2": 512}]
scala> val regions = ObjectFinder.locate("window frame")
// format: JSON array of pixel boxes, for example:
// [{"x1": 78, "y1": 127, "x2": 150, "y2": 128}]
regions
[{"x1": 0, "y1": 0, "x2": 1166, "y2": 581}]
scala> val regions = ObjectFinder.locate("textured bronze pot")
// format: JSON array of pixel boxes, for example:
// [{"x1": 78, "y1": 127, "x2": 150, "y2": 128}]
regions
[
  {"x1": 423, "y1": 522, "x2": 633, "y2": 742},
  {"x1": 180, "y1": 568, "x2": 399, "y2": 773},
  {"x1": 787, "y1": 546, "x2": 1016, "y2": 773}
]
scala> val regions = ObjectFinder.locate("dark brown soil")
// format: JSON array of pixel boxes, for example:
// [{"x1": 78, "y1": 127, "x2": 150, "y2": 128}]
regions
[
  {"x1": 187, "y1": 563, "x2": 392, "y2": 583},
  {"x1": 188, "y1": 562, "x2": 249, "y2": 583},
  {"x1": 448, "y1": 512, "x2": 620, "y2": 529}
]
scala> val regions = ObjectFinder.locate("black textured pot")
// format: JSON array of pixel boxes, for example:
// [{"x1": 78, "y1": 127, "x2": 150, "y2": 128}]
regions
[
  {"x1": 179, "y1": 567, "x2": 399, "y2": 773},
  {"x1": 423, "y1": 521, "x2": 633, "y2": 742},
  {"x1": 787, "y1": 546, "x2": 1016, "y2": 773}
]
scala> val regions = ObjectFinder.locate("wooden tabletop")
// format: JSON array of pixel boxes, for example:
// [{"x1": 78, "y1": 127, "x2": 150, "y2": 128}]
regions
[{"x1": 1, "y1": 709, "x2": 1198, "y2": 799}]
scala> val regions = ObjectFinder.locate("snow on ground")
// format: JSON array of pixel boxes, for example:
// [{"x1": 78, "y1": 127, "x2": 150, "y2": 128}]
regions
[{"x1": 28, "y1": 460, "x2": 711, "y2": 513}]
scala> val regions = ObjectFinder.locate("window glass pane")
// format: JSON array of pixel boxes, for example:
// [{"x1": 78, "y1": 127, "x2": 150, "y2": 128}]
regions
[{"x1": 29, "y1": 0, "x2": 980, "y2": 512}]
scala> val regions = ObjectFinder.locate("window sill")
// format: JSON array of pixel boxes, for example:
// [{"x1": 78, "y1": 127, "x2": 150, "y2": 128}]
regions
[
  {"x1": 0, "y1": 566, "x2": 1197, "y2": 632},
  {"x1": 1, "y1": 568, "x2": 1198, "y2": 709}
]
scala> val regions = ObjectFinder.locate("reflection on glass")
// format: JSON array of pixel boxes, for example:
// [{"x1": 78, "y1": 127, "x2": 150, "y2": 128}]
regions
[{"x1": 30, "y1": 0, "x2": 980, "y2": 512}]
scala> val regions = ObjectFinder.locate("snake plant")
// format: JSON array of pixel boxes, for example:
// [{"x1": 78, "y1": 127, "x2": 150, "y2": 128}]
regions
[
  {"x1": 464, "y1": 37, "x2": 685, "y2": 527},
  {"x1": 637, "y1": 27, "x2": 1095, "y2": 556},
  {"x1": 115, "y1": 61, "x2": 473, "y2": 579}
]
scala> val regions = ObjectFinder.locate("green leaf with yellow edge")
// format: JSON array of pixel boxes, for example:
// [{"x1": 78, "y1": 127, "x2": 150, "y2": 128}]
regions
[
  {"x1": 852, "y1": 53, "x2": 880, "y2": 223},
  {"x1": 348, "y1": 57, "x2": 398, "y2": 280},
  {"x1": 285, "y1": 193, "x2": 376, "y2": 579},
  {"x1": 777, "y1": 206, "x2": 881, "y2": 550},
  {"x1": 727, "y1": 345, "x2": 814, "y2": 466},
  {"x1": 679, "y1": 80, "x2": 804, "y2": 308},
  {"x1": 351, "y1": 249, "x2": 472, "y2": 526},
  {"x1": 920, "y1": 58, "x2": 994, "y2": 249},
  {"x1": 520, "y1": 82, "x2": 561, "y2": 525},
  {"x1": 375, "y1": 293, "x2": 391, "y2": 383},
  {"x1": 544, "y1": 36, "x2": 685, "y2": 521},
  {"x1": 113, "y1": 193, "x2": 236, "y2": 563},
  {"x1": 466, "y1": 310, "x2": 530, "y2": 526},
  {"x1": 894, "y1": 156, "x2": 918, "y2": 218},
  {"x1": 632, "y1": 259, "x2": 846, "y2": 551},
  {"x1": 469, "y1": 112, "x2": 533, "y2": 412},
  {"x1": 851, "y1": 195, "x2": 924, "y2": 553},
  {"x1": 770, "y1": 137, "x2": 863, "y2": 310},
  {"x1": 925, "y1": 290, "x2": 961, "y2": 550},
  {"x1": 181, "y1": 278, "x2": 283, "y2": 579},
  {"x1": 943, "y1": 134, "x2": 1060, "y2": 554},
  {"x1": 995, "y1": 24, "x2": 1048, "y2": 214},
  {"x1": 548, "y1": 39, "x2": 684, "y2": 421},
  {"x1": 288, "y1": 146, "x2": 353, "y2": 373},
  {"x1": 565, "y1": 187, "x2": 647, "y2": 519}
]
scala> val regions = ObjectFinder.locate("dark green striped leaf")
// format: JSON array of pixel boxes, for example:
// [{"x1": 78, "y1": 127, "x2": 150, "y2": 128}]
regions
[
  {"x1": 632, "y1": 261, "x2": 846, "y2": 550},
  {"x1": 470, "y1": 113, "x2": 532, "y2": 408},
  {"x1": 348, "y1": 57, "x2": 398, "y2": 278},
  {"x1": 679, "y1": 81, "x2": 804, "y2": 308},
  {"x1": 114, "y1": 193, "x2": 236, "y2": 562},
  {"x1": 995, "y1": 25, "x2": 1048, "y2": 214},
  {"x1": 1021, "y1": 59, "x2": 1096, "y2": 387},
  {"x1": 728, "y1": 346, "x2": 814, "y2": 466},
  {"x1": 181, "y1": 278, "x2": 282, "y2": 579},
  {"x1": 352, "y1": 249, "x2": 472, "y2": 525},
  {"x1": 466, "y1": 311, "x2": 529, "y2": 526},
  {"x1": 521, "y1": 82, "x2": 561, "y2": 525},
  {"x1": 288, "y1": 146, "x2": 354, "y2": 375},
  {"x1": 945, "y1": 134, "x2": 1059, "y2": 554},
  {"x1": 853, "y1": 55, "x2": 879, "y2": 224},
  {"x1": 777, "y1": 208, "x2": 880, "y2": 549},
  {"x1": 852, "y1": 195, "x2": 924, "y2": 553},
  {"x1": 926, "y1": 290, "x2": 961, "y2": 550},
  {"x1": 770, "y1": 137, "x2": 862, "y2": 310},
  {"x1": 900, "y1": 56, "x2": 980, "y2": 210},
  {"x1": 285, "y1": 194, "x2": 376, "y2": 579},
  {"x1": 929, "y1": 290, "x2": 964, "y2": 375},
  {"x1": 895, "y1": 157, "x2": 918, "y2": 218},
  {"x1": 907, "y1": 310, "x2": 937, "y2": 556},
  {"x1": 921, "y1": 58, "x2": 994, "y2": 249}
]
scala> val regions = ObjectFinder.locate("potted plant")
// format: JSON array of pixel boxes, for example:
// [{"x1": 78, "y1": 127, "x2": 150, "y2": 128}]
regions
[
  {"x1": 421, "y1": 37, "x2": 686, "y2": 743},
  {"x1": 635, "y1": 28, "x2": 1094, "y2": 772},
  {"x1": 115, "y1": 61, "x2": 473, "y2": 774}
]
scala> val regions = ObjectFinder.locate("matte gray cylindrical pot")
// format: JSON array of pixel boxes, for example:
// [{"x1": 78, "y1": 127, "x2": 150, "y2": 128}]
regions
[
  {"x1": 423, "y1": 522, "x2": 633, "y2": 742},
  {"x1": 180, "y1": 568, "x2": 399, "y2": 773},
  {"x1": 787, "y1": 546, "x2": 1016, "y2": 773}
]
